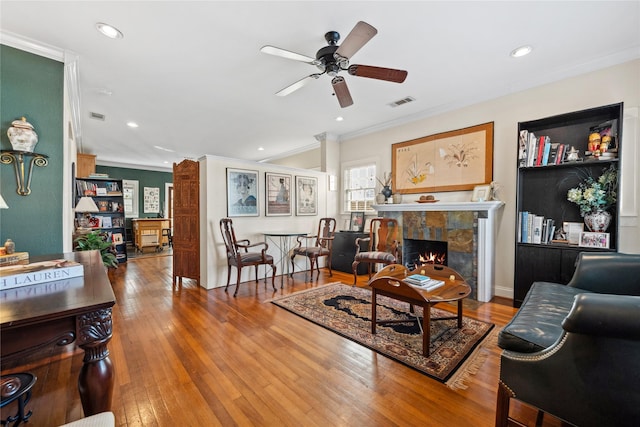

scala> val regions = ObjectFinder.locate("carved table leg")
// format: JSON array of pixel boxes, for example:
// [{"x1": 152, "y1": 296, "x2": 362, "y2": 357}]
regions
[{"x1": 76, "y1": 308, "x2": 114, "y2": 416}]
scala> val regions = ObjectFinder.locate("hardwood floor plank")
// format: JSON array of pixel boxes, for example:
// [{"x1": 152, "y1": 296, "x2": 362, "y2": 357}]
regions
[{"x1": 4, "y1": 255, "x2": 570, "y2": 426}]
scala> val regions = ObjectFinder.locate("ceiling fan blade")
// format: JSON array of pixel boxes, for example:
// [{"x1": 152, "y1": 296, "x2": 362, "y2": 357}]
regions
[
  {"x1": 276, "y1": 74, "x2": 320, "y2": 97},
  {"x1": 348, "y1": 65, "x2": 408, "y2": 83},
  {"x1": 334, "y1": 21, "x2": 377, "y2": 60},
  {"x1": 260, "y1": 45, "x2": 316, "y2": 64},
  {"x1": 331, "y1": 76, "x2": 353, "y2": 108}
]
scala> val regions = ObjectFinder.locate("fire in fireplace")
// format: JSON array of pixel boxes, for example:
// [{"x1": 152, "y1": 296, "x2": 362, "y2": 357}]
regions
[{"x1": 404, "y1": 239, "x2": 448, "y2": 269}]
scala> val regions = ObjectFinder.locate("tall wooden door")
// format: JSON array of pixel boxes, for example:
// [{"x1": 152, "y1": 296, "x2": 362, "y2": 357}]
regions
[{"x1": 172, "y1": 160, "x2": 199, "y2": 285}]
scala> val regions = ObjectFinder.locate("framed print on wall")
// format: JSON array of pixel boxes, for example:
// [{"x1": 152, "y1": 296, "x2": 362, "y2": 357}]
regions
[
  {"x1": 295, "y1": 176, "x2": 318, "y2": 216},
  {"x1": 392, "y1": 122, "x2": 494, "y2": 194},
  {"x1": 265, "y1": 172, "x2": 291, "y2": 216},
  {"x1": 227, "y1": 168, "x2": 259, "y2": 217}
]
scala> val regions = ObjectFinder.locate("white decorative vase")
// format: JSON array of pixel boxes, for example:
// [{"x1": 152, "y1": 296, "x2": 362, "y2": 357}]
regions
[
  {"x1": 7, "y1": 117, "x2": 38, "y2": 152},
  {"x1": 584, "y1": 210, "x2": 612, "y2": 232}
]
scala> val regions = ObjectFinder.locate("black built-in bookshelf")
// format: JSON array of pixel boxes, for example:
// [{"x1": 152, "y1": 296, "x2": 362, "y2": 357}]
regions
[
  {"x1": 75, "y1": 177, "x2": 127, "y2": 263},
  {"x1": 514, "y1": 103, "x2": 622, "y2": 306}
]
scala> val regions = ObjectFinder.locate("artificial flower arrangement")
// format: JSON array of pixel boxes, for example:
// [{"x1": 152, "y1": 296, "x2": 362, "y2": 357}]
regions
[{"x1": 567, "y1": 164, "x2": 617, "y2": 217}]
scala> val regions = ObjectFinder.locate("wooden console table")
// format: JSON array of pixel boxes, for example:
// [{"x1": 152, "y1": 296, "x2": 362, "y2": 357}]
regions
[
  {"x1": 0, "y1": 250, "x2": 116, "y2": 416},
  {"x1": 132, "y1": 218, "x2": 171, "y2": 252}
]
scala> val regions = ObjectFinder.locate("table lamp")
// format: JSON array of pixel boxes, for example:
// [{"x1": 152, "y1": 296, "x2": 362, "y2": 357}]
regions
[{"x1": 75, "y1": 196, "x2": 99, "y2": 229}]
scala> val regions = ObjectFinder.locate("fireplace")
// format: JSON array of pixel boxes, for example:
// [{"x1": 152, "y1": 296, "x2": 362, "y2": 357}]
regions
[
  {"x1": 374, "y1": 200, "x2": 504, "y2": 302},
  {"x1": 404, "y1": 239, "x2": 447, "y2": 268}
]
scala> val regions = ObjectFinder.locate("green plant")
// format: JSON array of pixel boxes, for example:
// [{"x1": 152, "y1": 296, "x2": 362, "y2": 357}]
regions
[
  {"x1": 74, "y1": 231, "x2": 118, "y2": 268},
  {"x1": 567, "y1": 164, "x2": 617, "y2": 217}
]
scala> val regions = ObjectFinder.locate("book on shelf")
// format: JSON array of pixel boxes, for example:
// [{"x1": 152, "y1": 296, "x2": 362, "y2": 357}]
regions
[
  {"x1": 527, "y1": 132, "x2": 537, "y2": 167},
  {"x1": 102, "y1": 216, "x2": 112, "y2": 229},
  {"x1": 532, "y1": 215, "x2": 543, "y2": 244},
  {"x1": 88, "y1": 173, "x2": 109, "y2": 178},
  {"x1": 112, "y1": 233, "x2": 124, "y2": 245},
  {"x1": 0, "y1": 259, "x2": 84, "y2": 290},
  {"x1": 518, "y1": 130, "x2": 528, "y2": 167},
  {"x1": 0, "y1": 252, "x2": 29, "y2": 266},
  {"x1": 548, "y1": 143, "x2": 560, "y2": 164},
  {"x1": 535, "y1": 136, "x2": 546, "y2": 166},
  {"x1": 518, "y1": 212, "x2": 556, "y2": 244},
  {"x1": 555, "y1": 143, "x2": 566, "y2": 164},
  {"x1": 541, "y1": 137, "x2": 551, "y2": 166}
]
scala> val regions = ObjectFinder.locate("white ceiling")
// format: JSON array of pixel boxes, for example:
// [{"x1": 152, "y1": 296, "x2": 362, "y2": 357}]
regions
[{"x1": 1, "y1": 1, "x2": 639, "y2": 171}]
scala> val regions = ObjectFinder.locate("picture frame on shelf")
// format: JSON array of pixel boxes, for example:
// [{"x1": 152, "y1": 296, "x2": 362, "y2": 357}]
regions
[
  {"x1": 265, "y1": 172, "x2": 291, "y2": 216},
  {"x1": 392, "y1": 122, "x2": 493, "y2": 194},
  {"x1": 471, "y1": 184, "x2": 492, "y2": 202},
  {"x1": 226, "y1": 168, "x2": 259, "y2": 217},
  {"x1": 579, "y1": 231, "x2": 610, "y2": 249},
  {"x1": 565, "y1": 222, "x2": 584, "y2": 245},
  {"x1": 295, "y1": 176, "x2": 317, "y2": 216},
  {"x1": 350, "y1": 212, "x2": 365, "y2": 232}
]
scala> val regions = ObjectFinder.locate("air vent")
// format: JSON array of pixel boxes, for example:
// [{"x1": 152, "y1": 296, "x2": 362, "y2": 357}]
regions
[
  {"x1": 89, "y1": 112, "x2": 105, "y2": 121},
  {"x1": 389, "y1": 96, "x2": 415, "y2": 107}
]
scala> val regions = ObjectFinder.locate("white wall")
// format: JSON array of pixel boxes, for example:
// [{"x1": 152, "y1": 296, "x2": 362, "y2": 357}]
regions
[
  {"x1": 340, "y1": 59, "x2": 640, "y2": 299},
  {"x1": 199, "y1": 155, "x2": 329, "y2": 289}
]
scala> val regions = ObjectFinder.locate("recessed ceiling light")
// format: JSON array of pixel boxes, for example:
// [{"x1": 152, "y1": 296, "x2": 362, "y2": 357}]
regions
[
  {"x1": 336, "y1": 116, "x2": 344, "y2": 122},
  {"x1": 510, "y1": 45, "x2": 532, "y2": 58},
  {"x1": 126, "y1": 121, "x2": 138, "y2": 128},
  {"x1": 96, "y1": 22, "x2": 124, "y2": 39},
  {"x1": 258, "y1": 147, "x2": 264, "y2": 151}
]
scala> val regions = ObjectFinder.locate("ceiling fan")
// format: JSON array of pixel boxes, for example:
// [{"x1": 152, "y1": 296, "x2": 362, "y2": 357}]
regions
[{"x1": 260, "y1": 21, "x2": 408, "y2": 108}]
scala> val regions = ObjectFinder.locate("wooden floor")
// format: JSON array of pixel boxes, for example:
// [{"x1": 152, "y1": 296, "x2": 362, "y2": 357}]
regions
[{"x1": 1, "y1": 256, "x2": 562, "y2": 426}]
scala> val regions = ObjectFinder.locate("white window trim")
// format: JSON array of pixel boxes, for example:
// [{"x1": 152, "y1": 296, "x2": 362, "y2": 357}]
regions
[{"x1": 341, "y1": 157, "x2": 379, "y2": 215}]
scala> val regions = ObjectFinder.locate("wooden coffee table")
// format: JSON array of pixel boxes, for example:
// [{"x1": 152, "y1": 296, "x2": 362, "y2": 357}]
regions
[{"x1": 368, "y1": 263, "x2": 471, "y2": 356}]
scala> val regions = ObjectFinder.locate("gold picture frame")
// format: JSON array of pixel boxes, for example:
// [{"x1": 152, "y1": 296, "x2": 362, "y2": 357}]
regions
[{"x1": 392, "y1": 122, "x2": 494, "y2": 194}]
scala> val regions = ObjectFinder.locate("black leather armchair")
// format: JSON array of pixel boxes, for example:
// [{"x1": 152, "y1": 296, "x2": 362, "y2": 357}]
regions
[{"x1": 496, "y1": 252, "x2": 640, "y2": 427}]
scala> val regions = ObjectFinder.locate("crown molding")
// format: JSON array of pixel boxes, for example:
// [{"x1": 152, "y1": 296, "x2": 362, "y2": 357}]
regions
[{"x1": 0, "y1": 30, "x2": 65, "y2": 62}]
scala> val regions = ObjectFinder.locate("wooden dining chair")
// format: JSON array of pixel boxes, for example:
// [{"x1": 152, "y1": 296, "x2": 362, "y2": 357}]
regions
[
  {"x1": 352, "y1": 217, "x2": 400, "y2": 285},
  {"x1": 219, "y1": 218, "x2": 276, "y2": 296},
  {"x1": 290, "y1": 217, "x2": 337, "y2": 281}
]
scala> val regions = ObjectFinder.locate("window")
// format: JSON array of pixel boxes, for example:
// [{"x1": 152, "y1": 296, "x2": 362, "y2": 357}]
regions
[{"x1": 343, "y1": 163, "x2": 376, "y2": 212}]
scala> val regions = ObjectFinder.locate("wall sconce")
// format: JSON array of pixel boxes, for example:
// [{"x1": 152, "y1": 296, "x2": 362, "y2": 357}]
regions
[
  {"x1": 75, "y1": 196, "x2": 99, "y2": 230},
  {"x1": 1, "y1": 151, "x2": 49, "y2": 195},
  {"x1": 2, "y1": 117, "x2": 47, "y2": 196}
]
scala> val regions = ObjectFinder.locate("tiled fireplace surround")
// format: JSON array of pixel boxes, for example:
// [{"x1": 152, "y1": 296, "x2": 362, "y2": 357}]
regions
[{"x1": 375, "y1": 201, "x2": 504, "y2": 302}]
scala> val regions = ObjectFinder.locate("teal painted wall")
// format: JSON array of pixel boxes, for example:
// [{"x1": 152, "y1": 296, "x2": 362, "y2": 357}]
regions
[
  {"x1": 0, "y1": 45, "x2": 64, "y2": 256},
  {"x1": 96, "y1": 165, "x2": 173, "y2": 232}
]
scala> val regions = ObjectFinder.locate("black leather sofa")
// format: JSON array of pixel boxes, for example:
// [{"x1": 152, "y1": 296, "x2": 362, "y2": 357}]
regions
[{"x1": 496, "y1": 252, "x2": 640, "y2": 427}]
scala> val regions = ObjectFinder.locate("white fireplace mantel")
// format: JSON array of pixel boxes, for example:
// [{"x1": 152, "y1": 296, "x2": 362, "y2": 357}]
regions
[
  {"x1": 374, "y1": 200, "x2": 504, "y2": 302},
  {"x1": 374, "y1": 200, "x2": 504, "y2": 213}
]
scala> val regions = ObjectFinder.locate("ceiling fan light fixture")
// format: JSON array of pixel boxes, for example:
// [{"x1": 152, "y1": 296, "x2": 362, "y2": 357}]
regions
[
  {"x1": 510, "y1": 45, "x2": 532, "y2": 58},
  {"x1": 96, "y1": 22, "x2": 123, "y2": 39},
  {"x1": 326, "y1": 62, "x2": 340, "y2": 76}
]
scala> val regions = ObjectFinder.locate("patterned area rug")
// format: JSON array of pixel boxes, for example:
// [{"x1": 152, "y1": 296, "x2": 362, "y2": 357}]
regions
[{"x1": 271, "y1": 283, "x2": 495, "y2": 389}]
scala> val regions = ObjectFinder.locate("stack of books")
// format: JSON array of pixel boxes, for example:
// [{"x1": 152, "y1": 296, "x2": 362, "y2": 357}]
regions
[
  {"x1": 0, "y1": 259, "x2": 84, "y2": 290},
  {"x1": 404, "y1": 274, "x2": 445, "y2": 291}
]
